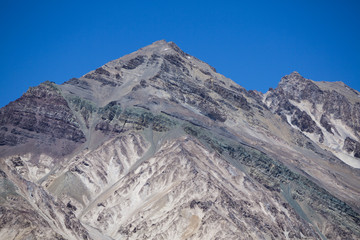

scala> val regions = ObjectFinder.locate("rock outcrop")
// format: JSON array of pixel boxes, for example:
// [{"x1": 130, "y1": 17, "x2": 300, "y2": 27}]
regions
[{"x1": 265, "y1": 71, "x2": 360, "y2": 168}]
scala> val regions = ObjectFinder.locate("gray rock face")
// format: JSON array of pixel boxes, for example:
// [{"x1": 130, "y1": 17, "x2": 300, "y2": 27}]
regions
[
  {"x1": 344, "y1": 137, "x2": 360, "y2": 158},
  {"x1": 265, "y1": 71, "x2": 360, "y2": 167},
  {"x1": 1, "y1": 41, "x2": 360, "y2": 239}
]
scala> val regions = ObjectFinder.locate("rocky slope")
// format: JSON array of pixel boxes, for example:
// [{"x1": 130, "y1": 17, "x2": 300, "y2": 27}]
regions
[
  {"x1": 0, "y1": 40, "x2": 360, "y2": 239},
  {"x1": 264, "y1": 71, "x2": 360, "y2": 168}
]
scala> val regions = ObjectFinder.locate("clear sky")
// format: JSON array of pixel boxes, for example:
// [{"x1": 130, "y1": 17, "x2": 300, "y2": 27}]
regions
[{"x1": 1, "y1": 0, "x2": 359, "y2": 107}]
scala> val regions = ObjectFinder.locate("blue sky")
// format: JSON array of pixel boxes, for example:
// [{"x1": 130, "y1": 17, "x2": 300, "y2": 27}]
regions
[{"x1": 1, "y1": 0, "x2": 359, "y2": 107}]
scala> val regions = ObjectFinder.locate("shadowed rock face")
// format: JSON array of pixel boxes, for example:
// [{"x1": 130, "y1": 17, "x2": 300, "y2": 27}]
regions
[
  {"x1": 1, "y1": 41, "x2": 360, "y2": 239},
  {"x1": 344, "y1": 137, "x2": 360, "y2": 158},
  {"x1": 0, "y1": 81, "x2": 85, "y2": 157}
]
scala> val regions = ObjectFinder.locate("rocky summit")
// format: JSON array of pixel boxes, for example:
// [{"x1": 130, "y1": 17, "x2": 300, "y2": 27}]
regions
[{"x1": 1, "y1": 40, "x2": 360, "y2": 240}]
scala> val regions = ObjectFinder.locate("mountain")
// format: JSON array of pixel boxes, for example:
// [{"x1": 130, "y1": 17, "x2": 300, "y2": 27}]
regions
[
  {"x1": 0, "y1": 40, "x2": 359, "y2": 239},
  {"x1": 264, "y1": 72, "x2": 360, "y2": 168}
]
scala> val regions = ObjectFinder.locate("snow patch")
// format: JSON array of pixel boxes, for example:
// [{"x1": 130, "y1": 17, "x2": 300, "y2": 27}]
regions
[
  {"x1": 288, "y1": 100, "x2": 360, "y2": 168},
  {"x1": 334, "y1": 152, "x2": 360, "y2": 168},
  {"x1": 285, "y1": 114, "x2": 292, "y2": 125}
]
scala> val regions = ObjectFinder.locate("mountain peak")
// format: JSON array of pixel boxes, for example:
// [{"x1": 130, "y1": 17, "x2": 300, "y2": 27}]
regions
[
  {"x1": 280, "y1": 71, "x2": 305, "y2": 84},
  {"x1": 146, "y1": 39, "x2": 172, "y2": 49},
  {"x1": 135, "y1": 40, "x2": 184, "y2": 56},
  {"x1": 152, "y1": 39, "x2": 168, "y2": 45},
  {"x1": 136, "y1": 39, "x2": 170, "y2": 52},
  {"x1": 149, "y1": 39, "x2": 180, "y2": 49},
  {"x1": 289, "y1": 71, "x2": 301, "y2": 77}
]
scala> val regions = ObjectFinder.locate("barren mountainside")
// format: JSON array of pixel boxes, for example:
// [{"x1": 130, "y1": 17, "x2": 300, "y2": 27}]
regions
[{"x1": 1, "y1": 40, "x2": 360, "y2": 240}]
